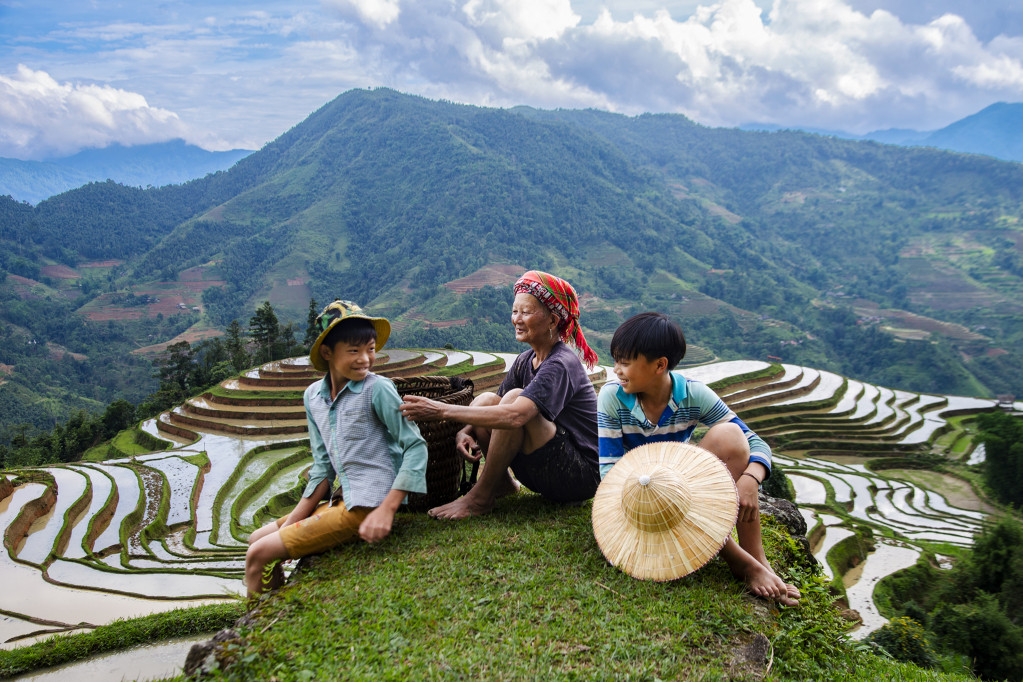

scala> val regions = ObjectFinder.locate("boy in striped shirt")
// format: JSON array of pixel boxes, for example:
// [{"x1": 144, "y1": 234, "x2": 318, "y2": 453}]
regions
[{"x1": 597, "y1": 312, "x2": 799, "y2": 605}]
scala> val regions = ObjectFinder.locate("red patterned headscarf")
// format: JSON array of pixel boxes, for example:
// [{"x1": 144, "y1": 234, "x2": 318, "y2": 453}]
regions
[{"x1": 513, "y1": 270, "x2": 598, "y2": 369}]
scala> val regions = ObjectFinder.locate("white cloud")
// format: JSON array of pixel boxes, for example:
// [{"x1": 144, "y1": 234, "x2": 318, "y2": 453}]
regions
[
  {"x1": 322, "y1": 0, "x2": 402, "y2": 29},
  {"x1": 0, "y1": 64, "x2": 188, "y2": 159},
  {"x1": 6, "y1": 0, "x2": 1023, "y2": 157},
  {"x1": 308, "y1": 0, "x2": 1023, "y2": 132}
]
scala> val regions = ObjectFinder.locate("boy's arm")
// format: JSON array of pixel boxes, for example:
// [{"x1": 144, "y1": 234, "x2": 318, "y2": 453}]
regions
[
  {"x1": 690, "y1": 381, "x2": 773, "y2": 479},
  {"x1": 282, "y1": 478, "x2": 331, "y2": 528},
  {"x1": 373, "y1": 379, "x2": 428, "y2": 495},
  {"x1": 359, "y1": 488, "x2": 406, "y2": 542},
  {"x1": 597, "y1": 383, "x2": 626, "y2": 479}
]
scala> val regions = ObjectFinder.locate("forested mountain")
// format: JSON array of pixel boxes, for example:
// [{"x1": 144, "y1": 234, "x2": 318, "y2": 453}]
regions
[
  {"x1": 1, "y1": 88, "x2": 1022, "y2": 439},
  {"x1": 0, "y1": 140, "x2": 253, "y2": 204}
]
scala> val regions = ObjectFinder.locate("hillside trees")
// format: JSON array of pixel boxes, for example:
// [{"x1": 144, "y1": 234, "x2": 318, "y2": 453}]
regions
[
  {"x1": 977, "y1": 412, "x2": 1023, "y2": 507},
  {"x1": 880, "y1": 517, "x2": 1023, "y2": 680}
]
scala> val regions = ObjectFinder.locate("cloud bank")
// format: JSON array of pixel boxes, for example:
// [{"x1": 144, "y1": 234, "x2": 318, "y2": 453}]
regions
[
  {"x1": 318, "y1": 0, "x2": 1023, "y2": 132},
  {"x1": 0, "y1": 65, "x2": 187, "y2": 160},
  {"x1": 3, "y1": 0, "x2": 1023, "y2": 157}
]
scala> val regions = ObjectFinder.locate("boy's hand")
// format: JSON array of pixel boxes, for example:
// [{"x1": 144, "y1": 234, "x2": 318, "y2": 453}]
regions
[
  {"x1": 455, "y1": 431, "x2": 482, "y2": 462},
  {"x1": 736, "y1": 474, "x2": 760, "y2": 523},
  {"x1": 359, "y1": 506, "x2": 395, "y2": 543},
  {"x1": 359, "y1": 489, "x2": 405, "y2": 543}
]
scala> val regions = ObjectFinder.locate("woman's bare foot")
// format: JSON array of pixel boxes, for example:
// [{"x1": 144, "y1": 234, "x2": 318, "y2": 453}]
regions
[{"x1": 428, "y1": 491, "x2": 496, "y2": 519}]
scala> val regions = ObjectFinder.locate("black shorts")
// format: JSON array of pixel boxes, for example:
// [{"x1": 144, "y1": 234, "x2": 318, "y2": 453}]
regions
[{"x1": 511, "y1": 426, "x2": 600, "y2": 504}]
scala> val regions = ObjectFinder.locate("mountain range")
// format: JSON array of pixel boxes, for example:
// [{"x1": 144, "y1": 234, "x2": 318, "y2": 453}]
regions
[
  {"x1": 1, "y1": 88, "x2": 1022, "y2": 438},
  {"x1": 0, "y1": 140, "x2": 254, "y2": 205},
  {"x1": 744, "y1": 102, "x2": 1023, "y2": 164}
]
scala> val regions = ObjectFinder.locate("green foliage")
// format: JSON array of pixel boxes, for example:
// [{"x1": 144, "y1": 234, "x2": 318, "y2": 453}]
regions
[
  {"x1": 879, "y1": 517, "x2": 1023, "y2": 680},
  {"x1": 867, "y1": 617, "x2": 938, "y2": 668},
  {"x1": 302, "y1": 297, "x2": 318, "y2": 348},
  {"x1": 977, "y1": 412, "x2": 1023, "y2": 507}
]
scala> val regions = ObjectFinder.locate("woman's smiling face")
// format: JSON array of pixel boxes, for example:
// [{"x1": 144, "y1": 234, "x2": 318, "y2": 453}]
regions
[{"x1": 511, "y1": 292, "x2": 557, "y2": 348}]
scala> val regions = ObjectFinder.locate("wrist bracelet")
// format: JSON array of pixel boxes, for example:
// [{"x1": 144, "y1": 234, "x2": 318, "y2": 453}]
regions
[{"x1": 741, "y1": 472, "x2": 762, "y2": 485}]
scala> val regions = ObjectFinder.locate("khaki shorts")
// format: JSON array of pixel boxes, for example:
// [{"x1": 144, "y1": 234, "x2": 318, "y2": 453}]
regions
[{"x1": 276, "y1": 501, "x2": 371, "y2": 559}]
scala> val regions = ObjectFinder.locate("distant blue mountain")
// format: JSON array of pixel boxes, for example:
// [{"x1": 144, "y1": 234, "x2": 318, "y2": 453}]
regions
[
  {"x1": 742, "y1": 102, "x2": 1023, "y2": 163},
  {"x1": 0, "y1": 139, "x2": 254, "y2": 204}
]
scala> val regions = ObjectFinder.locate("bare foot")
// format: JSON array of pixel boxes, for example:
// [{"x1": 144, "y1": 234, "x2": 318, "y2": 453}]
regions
[
  {"x1": 735, "y1": 562, "x2": 800, "y2": 607},
  {"x1": 428, "y1": 492, "x2": 496, "y2": 519}
]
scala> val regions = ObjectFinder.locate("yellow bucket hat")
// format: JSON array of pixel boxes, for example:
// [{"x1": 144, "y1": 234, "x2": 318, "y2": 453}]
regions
[{"x1": 308, "y1": 300, "x2": 391, "y2": 371}]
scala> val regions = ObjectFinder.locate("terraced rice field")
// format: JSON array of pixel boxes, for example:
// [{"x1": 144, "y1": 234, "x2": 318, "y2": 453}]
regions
[{"x1": 0, "y1": 353, "x2": 1012, "y2": 648}]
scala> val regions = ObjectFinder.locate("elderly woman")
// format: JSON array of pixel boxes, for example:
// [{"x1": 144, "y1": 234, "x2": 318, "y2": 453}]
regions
[{"x1": 400, "y1": 271, "x2": 600, "y2": 519}]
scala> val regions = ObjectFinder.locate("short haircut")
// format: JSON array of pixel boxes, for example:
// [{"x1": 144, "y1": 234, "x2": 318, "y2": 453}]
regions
[
  {"x1": 610, "y1": 312, "x2": 687, "y2": 369},
  {"x1": 323, "y1": 318, "x2": 377, "y2": 350}
]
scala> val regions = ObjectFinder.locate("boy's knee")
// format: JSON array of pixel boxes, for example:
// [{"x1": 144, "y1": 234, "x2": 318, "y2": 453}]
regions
[{"x1": 701, "y1": 423, "x2": 749, "y2": 460}]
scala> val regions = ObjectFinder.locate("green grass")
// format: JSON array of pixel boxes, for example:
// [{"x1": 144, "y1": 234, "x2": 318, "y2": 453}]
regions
[
  {"x1": 0, "y1": 603, "x2": 243, "y2": 678},
  {"x1": 170, "y1": 494, "x2": 967, "y2": 681},
  {"x1": 205, "y1": 385, "x2": 304, "y2": 400}
]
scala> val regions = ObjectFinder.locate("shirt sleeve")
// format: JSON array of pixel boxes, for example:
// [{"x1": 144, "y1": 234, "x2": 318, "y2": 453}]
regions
[
  {"x1": 497, "y1": 352, "x2": 526, "y2": 397},
  {"x1": 302, "y1": 389, "x2": 336, "y2": 498},
  {"x1": 519, "y1": 350, "x2": 571, "y2": 423},
  {"x1": 371, "y1": 379, "x2": 428, "y2": 495},
  {"x1": 689, "y1": 380, "x2": 773, "y2": 478},
  {"x1": 597, "y1": 382, "x2": 626, "y2": 479}
]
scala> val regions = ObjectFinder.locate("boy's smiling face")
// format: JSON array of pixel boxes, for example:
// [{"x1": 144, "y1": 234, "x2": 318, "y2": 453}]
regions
[
  {"x1": 613, "y1": 353, "x2": 667, "y2": 395},
  {"x1": 320, "y1": 338, "x2": 376, "y2": 386}
]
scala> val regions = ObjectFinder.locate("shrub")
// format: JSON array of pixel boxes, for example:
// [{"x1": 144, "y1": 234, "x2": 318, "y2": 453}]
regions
[{"x1": 867, "y1": 616, "x2": 937, "y2": 668}]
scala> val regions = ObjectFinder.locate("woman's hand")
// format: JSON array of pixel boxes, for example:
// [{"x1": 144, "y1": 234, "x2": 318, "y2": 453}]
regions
[
  {"x1": 400, "y1": 395, "x2": 446, "y2": 422},
  {"x1": 455, "y1": 430, "x2": 482, "y2": 462}
]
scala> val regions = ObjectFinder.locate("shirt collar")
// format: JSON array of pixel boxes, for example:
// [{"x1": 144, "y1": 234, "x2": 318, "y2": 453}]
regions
[
  {"x1": 670, "y1": 371, "x2": 688, "y2": 405},
  {"x1": 612, "y1": 371, "x2": 688, "y2": 422},
  {"x1": 317, "y1": 374, "x2": 367, "y2": 402}
]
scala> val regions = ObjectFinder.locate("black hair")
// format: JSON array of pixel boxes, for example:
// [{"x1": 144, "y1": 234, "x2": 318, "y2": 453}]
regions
[
  {"x1": 322, "y1": 318, "x2": 377, "y2": 350},
  {"x1": 609, "y1": 312, "x2": 687, "y2": 369}
]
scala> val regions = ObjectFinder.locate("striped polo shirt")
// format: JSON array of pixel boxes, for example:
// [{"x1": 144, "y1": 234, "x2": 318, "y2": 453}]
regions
[{"x1": 596, "y1": 371, "x2": 772, "y2": 479}]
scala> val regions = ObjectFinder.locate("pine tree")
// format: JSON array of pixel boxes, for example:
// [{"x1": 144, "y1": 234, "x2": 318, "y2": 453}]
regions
[
  {"x1": 249, "y1": 301, "x2": 280, "y2": 365},
  {"x1": 304, "y1": 298, "x2": 319, "y2": 349},
  {"x1": 225, "y1": 320, "x2": 250, "y2": 371}
]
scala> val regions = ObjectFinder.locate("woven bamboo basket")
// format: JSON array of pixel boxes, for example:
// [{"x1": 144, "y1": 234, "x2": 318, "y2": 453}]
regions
[{"x1": 392, "y1": 375, "x2": 475, "y2": 512}]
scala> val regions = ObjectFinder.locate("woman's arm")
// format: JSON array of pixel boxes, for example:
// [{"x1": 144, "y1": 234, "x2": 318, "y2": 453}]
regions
[{"x1": 400, "y1": 394, "x2": 538, "y2": 430}]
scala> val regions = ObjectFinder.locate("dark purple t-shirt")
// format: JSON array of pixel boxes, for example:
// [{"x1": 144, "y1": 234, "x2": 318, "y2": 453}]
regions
[{"x1": 497, "y1": 342, "x2": 598, "y2": 462}]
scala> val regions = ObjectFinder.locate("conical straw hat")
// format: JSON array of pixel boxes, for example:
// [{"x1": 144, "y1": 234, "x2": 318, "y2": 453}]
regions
[{"x1": 592, "y1": 442, "x2": 738, "y2": 581}]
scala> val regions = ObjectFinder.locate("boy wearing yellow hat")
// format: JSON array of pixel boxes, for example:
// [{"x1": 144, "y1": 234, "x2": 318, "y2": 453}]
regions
[
  {"x1": 597, "y1": 312, "x2": 799, "y2": 605},
  {"x1": 245, "y1": 300, "x2": 427, "y2": 598}
]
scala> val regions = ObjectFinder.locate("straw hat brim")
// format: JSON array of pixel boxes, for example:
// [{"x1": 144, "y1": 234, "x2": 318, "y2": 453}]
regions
[
  {"x1": 592, "y1": 442, "x2": 738, "y2": 582},
  {"x1": 309, "y1": 316, "x2": 390, "y2": 371}
]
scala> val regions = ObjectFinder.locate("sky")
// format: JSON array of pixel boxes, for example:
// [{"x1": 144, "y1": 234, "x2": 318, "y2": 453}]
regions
[{"x1": 1, "y1": 0, "x2": 1022, "y2": 159}]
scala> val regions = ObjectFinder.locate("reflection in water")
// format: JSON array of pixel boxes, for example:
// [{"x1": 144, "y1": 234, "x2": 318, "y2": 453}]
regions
[
  {"x1": 11, "y1": 635, "x2": 208, "y2": 682},
  {"x1": 846, "y1": 542, "x2": 921, "y2": 639}
]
